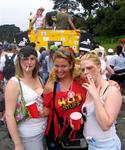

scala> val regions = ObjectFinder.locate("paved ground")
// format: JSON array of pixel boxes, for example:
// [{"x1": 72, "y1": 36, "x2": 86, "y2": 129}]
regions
[
  {"x1": 0, "y1": 97, "x2": 125, "y2": 150},
  {"x1": 0, "y1": 125, "x2": 14, "y2": 149},
  {"x1": 117, "y1": 96, "x2": 125, "y2": 150}
]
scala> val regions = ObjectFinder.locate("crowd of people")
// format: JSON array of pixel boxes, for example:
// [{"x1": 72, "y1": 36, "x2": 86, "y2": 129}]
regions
[
  {"x1": 0, "y1": 5, "x2": 125, "y2": 150},
  {"x1": 0, "y1": 37, "x2": 124, "y2": 150}
]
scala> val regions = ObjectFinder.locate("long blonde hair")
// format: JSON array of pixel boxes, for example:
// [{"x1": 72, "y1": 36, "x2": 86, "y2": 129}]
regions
[{"x1": 48, "y1": 48, "x2": 81, "y2": 82}]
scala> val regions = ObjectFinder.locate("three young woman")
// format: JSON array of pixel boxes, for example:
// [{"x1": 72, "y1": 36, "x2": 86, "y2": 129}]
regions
[{"x1": 5, "y1": 46, "x2": 122, "y2": 150}]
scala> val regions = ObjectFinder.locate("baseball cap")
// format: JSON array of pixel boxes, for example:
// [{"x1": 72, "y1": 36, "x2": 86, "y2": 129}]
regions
[
  {"x1": 120, "y1": 38, "x2": 125, "y2": 43},
  {"x1": 50, "y1": 45, "x2": 58, "y2": 51},
  {"x1": 108, "y1": 48, "x2": 114, "y2": 53},
  {"x1": 79, "y1": 47, "x2": 90, "y2": 52}
]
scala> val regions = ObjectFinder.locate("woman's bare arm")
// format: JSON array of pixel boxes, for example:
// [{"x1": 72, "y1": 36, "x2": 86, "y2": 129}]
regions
[{"x1": 5, "y1": 80, "x2": 24, "y2": 149}]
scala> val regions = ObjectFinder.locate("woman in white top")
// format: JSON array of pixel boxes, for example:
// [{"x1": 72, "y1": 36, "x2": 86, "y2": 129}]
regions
[
  {"x1": 80, "y1": 53, "x2": 122, "y2": 150},
  {"x1": 5, "y1": 46, "x2": 49, "y2": 150},
  {"x1": 31, "y1": 7, "x2": 45, "y2": 30}
]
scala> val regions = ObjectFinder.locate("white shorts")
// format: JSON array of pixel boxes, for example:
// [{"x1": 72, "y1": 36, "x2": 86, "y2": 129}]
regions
[{"x1": 20, "y1": 134, "x2": 47, "y2": 150}]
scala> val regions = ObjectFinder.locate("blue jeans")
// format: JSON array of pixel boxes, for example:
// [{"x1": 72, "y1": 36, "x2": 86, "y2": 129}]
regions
[{"x1": 86, "y1": 135, "x2": 121, "y2": 150}]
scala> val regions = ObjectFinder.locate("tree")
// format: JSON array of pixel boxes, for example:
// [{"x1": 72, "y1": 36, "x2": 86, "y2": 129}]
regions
[
  {"x1": 51, "y1": 0, "x2": 85, "y2": 29},
  {"x1": 51, "y1": 0, "x2": 80, "y2": 12},
  {"x1": 51, "y1": 0, "x2": 118, "y2": 30},
  {"x1": 0, "y1": 24, "x2": 20, "y2": 42},
  {"x1": 51, "y1": 0, "x2": 125, "y2": 36},
  {"x1": 91, "y1": 0, "x2": 125, "y2": 36}
]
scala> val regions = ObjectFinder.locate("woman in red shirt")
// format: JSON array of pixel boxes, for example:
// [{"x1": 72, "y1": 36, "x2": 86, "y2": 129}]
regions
[{"x1": 43, "y1": 47, "x2": 87, "y2": 150}]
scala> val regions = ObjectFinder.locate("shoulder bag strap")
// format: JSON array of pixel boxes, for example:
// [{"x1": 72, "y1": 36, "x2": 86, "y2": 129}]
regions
[
  {"x1": 52, "y1": 81, "x2": 57, "y2": 110},
  {"x1": 17, "y1": 77, "x2": 25, "y2": 102},
  {"x1": 52, "y1": 81, "x2": 63, "y2": 127}
]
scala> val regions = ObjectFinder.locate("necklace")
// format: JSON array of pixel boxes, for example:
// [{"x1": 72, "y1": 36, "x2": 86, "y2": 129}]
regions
[
  {"x1": 67, "y1": 90, "x2": 75, "y2": 98},
  {"x1": 60, "y1": 80, "x2": 75, "y2": 98}
]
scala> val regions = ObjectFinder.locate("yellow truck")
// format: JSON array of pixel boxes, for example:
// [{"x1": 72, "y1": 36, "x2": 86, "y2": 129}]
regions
[
  {"x1": 28, "y1": 29, "x2": 81, "y2": 53},
  {"x1": 15, "y1": 14, "x2": 93, "y2": 53}
]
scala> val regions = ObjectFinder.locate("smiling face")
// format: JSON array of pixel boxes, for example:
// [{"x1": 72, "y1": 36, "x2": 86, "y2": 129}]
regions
[
  {"x1": 53, "y1": 57, "x2": 73, "y2": 79},
  {"x1": 20, "y1": 55, "x2": 37, "y2": 72}
]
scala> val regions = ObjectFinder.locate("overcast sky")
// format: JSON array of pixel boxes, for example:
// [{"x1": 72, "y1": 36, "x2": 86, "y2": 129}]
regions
[{"x1": 0, "y1": 0, "x2": 54, "y2": 31}]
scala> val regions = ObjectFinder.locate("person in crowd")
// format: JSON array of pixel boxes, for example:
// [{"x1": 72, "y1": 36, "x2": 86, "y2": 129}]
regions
[
  {"x1": 45, "y1": 45, "x2": 58, "y2": 74},
  {"x1": 79, "y1": 48, "x2": 91, "y2": 59},
  {"x1": 43, "y1": 48, "x2": 87, "y2": 150},
  {"x1": 39, "y1": 47, "x2": 49, "y2": 84},
  {"x1": 0, "y1": 44, "x2": 5, "y2": 126},
  {"x1": 110, "y1": 45, "x2": 125, "y2": 90},
  {"x1": 56, "y1": 5, "x2": 76, "y2": 30},
  {"x1": 0, "y1": 82, "x2": 4, "y2": 127},
  {"x1": 119, "y1": 38, "x2": 125, "y2": 55},
  {"x1": 110, "y1": 45, "x2": 125, "y2": 71},
  {"x1": 106, "y1": 48, "x2": 114, "y2": 66},
  {"x1": 43, "y1": 11, "x2": 57, "y2": 29},
  {"x1": 29, "y1": 42, "x2": 41, "y2": 60},
  {"x1": 0, "y1": 44, "x2": 4, "y2": 81},
  {"x1": 80, "y1": 53, "x2": 122, "y2": 150},
  {"x1": 92, "y1": 48, "x2": 114, "y2": 80},
  {"x1": 0, "y1": 43, "x2": 17, "y2": 84},
  {"x1": 31, "y1": 7, "x2": 45, "y2": 30},
  {"x1": 39, "y1": 46, "x2": 47, "y2": 54},
  {"x1": 5, "y1": 46, "x2": 48, "y2": 150}
]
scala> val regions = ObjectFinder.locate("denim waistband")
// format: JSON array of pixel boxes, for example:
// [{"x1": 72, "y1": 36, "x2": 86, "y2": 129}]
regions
[
  {"x1": 86, "y1": 134, "x2": 121, "y2": 150},
  {"x1": 86, "y1": 134, "x2": 118, "y2": 144}
]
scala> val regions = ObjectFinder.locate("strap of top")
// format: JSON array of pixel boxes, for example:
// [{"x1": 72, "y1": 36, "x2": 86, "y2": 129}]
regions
[
  {"x1": 102, "y1": 85, "x2": 110, "y2": 96},
  {"x1": 39, "y1": 76, "x2": 44, "y2": 88}
]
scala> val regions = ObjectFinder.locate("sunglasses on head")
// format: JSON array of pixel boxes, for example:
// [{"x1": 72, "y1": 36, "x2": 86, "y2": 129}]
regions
[
  {"x1": 63, "y1": 51, "x2": 72, "y2": 56},
  {"x1": 54, "y1": 50, "x2": 72, "y2": 57}
]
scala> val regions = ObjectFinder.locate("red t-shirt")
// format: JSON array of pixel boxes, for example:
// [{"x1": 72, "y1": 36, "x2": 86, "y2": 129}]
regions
[{"x1": 43, "y1": 79, "x2": 86, "y2": 140}]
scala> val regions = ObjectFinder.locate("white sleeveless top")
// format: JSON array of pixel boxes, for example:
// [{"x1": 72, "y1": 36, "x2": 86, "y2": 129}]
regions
[
  {"x1": 11, "y1": 77, "x2": 47, "y2": 137},
  {"x1": 81, "y1": 88, "x2": 116, "y2": 140},
  {"x1": 35, "y1": 16, "x2": 44, "y2": 29}
]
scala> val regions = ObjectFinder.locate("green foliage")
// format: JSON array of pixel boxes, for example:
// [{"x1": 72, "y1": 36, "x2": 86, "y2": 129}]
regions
[
  {"x1": 93, "y1": 35, "x2": 125, "y2": 50},
  {"x1": 0, "y1": 24, "x2": 20, "y2": 43},
  {"x1": 51, "y1": 0, "x2": 125, "y2": 36},
  {"x1": 73, "y1": 14, "x2": 87, "y2": 30},
  {"x1": 90, "y1": 2, "x2": 125, "y2": 36},
  {"x1": 51, "y1": 0, "x2": 80, "y2": 12}
]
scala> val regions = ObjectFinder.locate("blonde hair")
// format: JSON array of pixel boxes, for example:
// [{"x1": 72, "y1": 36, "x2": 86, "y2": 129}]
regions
[
  {"x1": 48, "y1": 48, "x2": 81, "y2": 82},
  {"x1": 81, "y1": 53, "x2": 101, "y2": 66}
]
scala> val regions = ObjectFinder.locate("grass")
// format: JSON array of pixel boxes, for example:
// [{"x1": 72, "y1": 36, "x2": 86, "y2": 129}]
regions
[
  {"x1": 93, "y1": 35, "x2": 125, "y2": 50},
  {"x1": 101, "y1": 43, "x2": 118, "y2": 50}
]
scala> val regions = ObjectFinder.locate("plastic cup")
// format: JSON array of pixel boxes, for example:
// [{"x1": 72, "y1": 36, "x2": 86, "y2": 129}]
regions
[
  {"x1": 26, "y1": 101, "x2": 39, "y2": 118},
  {"x1": 70, "y1": 112, "x2": 82, "y2": 130}
]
